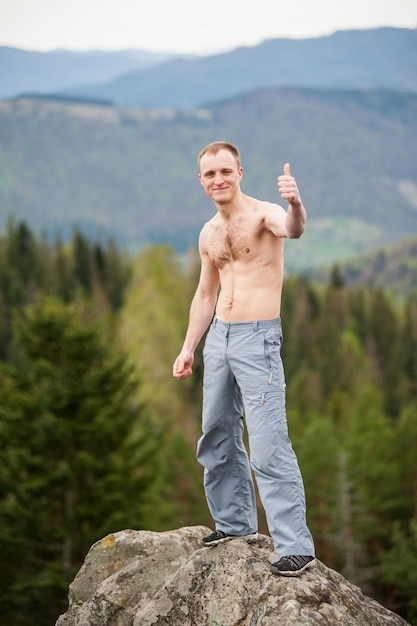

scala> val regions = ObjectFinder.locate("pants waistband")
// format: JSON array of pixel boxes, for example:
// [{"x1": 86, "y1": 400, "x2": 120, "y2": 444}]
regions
[{"x1": 213, "y1": 317, "x2": 281, "y2": 331}]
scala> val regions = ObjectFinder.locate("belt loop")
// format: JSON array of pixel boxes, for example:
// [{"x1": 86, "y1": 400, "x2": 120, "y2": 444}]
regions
[{"x1": 252, "y1": 321, "x2": 258, "y2": 331}]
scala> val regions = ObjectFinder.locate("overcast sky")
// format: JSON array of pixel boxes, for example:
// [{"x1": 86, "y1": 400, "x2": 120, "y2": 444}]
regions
[{"x1": 1, "y1": 0, "x2": 416, "y2": 55}]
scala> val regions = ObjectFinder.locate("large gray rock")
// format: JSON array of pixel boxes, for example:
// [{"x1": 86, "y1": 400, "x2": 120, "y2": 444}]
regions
[{"x1": 56, "y1": 526, "x2": 410, "y2": 626}]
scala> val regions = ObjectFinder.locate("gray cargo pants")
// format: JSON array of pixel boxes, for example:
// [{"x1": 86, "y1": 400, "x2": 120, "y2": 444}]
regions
[{"x1": 196, "y1": 317, "x2": 315, "y2": 557}]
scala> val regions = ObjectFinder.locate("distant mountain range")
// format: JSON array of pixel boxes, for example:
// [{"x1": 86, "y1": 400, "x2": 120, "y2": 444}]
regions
[
  {"x1": 1, "y1": 27, "x2": 416, "y2": 280},
  {"x1": 0, "y1": 28, "x2": 416, "y2": 108},
  {"x1": 0, "y1": 47, "x2": 182, "y2": 100}
]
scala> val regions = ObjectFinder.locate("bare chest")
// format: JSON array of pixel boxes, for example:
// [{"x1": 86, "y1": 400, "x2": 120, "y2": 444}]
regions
[{"x1": 207, "y1": 216, "x2": 261, "y2": 268}]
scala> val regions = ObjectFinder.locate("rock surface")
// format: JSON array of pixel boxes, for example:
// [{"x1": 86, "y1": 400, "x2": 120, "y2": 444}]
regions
[{"x1": 56, "y1": 526, "x2": 410, "y2": 626}]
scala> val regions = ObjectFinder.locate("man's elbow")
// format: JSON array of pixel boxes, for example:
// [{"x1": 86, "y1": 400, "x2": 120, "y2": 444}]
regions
[{"x1": 287, "y1": 224, "x2": 305, "y2": 239}]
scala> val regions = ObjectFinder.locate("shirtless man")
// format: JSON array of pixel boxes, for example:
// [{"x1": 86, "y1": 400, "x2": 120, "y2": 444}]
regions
[{"x1": 173, "y1": 141, "x2": 315, "y2": 576}]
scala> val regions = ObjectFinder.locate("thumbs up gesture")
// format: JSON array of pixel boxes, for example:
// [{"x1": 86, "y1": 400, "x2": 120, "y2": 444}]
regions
[{"x1": 277, "y1": 163, "x2": 302, "y2": 206}]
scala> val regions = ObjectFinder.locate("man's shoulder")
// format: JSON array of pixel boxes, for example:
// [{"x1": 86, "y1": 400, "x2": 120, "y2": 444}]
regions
[
  {"x1": 201, "y1": 214, "x2": 220, "y2": 232},
  {"x1": 199, "y1": 216, "x2": 219, "y2": 249},
  {"x1": 242, "y1": 195, "x2": 284, "y2": 217},
  {"x1": 256, "y1": 199, "x2": 285, "y2": 212},
  {"x1": 260, "y1": 201, "x2": 287, "y2": 223}
]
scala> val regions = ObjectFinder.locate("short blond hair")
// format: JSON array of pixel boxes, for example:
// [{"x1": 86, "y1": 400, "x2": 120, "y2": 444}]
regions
[{"x1": 197, "y1": 141, "x2": 241, "y2": 170}]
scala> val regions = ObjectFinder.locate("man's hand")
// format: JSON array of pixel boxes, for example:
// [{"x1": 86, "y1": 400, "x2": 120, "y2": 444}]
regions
[
  {"x1": 173, "y1": 351, "x2": 194, "y2": 380},
  {"x1": 278, "y1": 163, "x2": 302, "y2": 206}
]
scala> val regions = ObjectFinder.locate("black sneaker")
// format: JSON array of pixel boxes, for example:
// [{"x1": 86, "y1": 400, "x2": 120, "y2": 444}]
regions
[
  {"x1": 270, "y1": 555, "x2": 315, "y2": 576},
  {"x1": 201, "y1": 530, "x2": 258, "y2": 547}
]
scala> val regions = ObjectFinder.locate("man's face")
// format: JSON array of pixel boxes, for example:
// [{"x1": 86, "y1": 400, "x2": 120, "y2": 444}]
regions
[{"x1": 199, "y1": 149, "x2": 243, "y2": 203}]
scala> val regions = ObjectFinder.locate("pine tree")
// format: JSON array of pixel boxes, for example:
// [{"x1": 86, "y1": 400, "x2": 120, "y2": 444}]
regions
[{"x1": 0, "y1": 296, "x2": 165, "y2": 625}]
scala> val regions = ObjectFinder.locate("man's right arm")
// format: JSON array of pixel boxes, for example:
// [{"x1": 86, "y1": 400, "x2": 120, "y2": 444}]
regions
[{"x1": 173, "y1": 231, "x2": 219, "y2": 380}]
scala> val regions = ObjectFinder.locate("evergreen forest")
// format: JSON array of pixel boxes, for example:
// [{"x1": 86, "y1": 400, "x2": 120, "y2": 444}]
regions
[{"x1": 0, "y1": 220, "x2": 416, "y2": 625}]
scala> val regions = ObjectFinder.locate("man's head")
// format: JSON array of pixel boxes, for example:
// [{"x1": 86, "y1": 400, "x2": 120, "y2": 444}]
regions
[
  {"x1": 197, "y1": 141, "x2": 241, "y2": 172},
  {"x1": 198, "y1": 141, "x2": 243, "y2": 205}
]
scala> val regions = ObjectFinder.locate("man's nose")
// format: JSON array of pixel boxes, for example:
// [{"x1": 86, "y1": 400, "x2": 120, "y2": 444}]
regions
[{"x1": 214, "y1": 172, "x2": 224, "y2": 184}]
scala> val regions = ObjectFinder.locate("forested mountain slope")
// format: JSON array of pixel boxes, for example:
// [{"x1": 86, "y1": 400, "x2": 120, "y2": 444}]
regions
[
  {"x1": 314, "y1": 234, "x2": 417, "y2": 297},
  {"x1": 1, "y1": 88, "x2": 416, "y2": 272}
]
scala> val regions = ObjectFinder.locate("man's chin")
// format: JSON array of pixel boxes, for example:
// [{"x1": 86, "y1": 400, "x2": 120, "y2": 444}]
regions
[{"x1": 211, "y1": 192, "x2": 230, "y2": 203}]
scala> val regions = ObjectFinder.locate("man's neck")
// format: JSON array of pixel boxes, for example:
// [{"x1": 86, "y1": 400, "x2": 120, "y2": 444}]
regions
[{"x1": 215, "y1": 192, "x2": 250, "y2": 221}]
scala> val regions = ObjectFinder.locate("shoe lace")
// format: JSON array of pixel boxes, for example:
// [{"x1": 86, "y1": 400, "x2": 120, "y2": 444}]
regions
[
  {"x1": 280, "y1": 555, "x2": 306, "y2": 567},
  {"x1": 207, "y1": 530, "x2": 226, "y2": 540}
]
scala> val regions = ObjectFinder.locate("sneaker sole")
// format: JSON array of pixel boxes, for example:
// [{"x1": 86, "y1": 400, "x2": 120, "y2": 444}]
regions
[
  {"x1": 269, "y1": 558, "x2": 316, "y2": 577},
  {"x1": 201, "y1": 532, "x2": 259, "y2": 547}
]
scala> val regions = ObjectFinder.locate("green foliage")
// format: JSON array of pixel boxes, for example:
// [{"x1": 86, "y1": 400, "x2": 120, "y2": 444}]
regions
[
  {"x1": 118, "y1": 245, "x2": 209, "y2": 529},
  {"x1": 0, "y1": 218, "x2": 131, "y2": 360},
  {"x1": 0, "y1": 296, "x2": 166, "y2": 625},
  {"x1": 291, "y1": 413, "x2": 340, "y2": 566},
  {"x1": 380, "y1": 520, "x2": 417, "y2": 623}
]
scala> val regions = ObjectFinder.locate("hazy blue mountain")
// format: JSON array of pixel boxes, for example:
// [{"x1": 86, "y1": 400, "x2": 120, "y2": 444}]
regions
[
  {"x1": 1, "y1": 88, "x2": 416, "y2": 273},
  {"x1": 0, "y1": 47, "x2": 182, "y2": 99},
  {"x1": 59, "y1": 28, "x2": 417, "y2": 108}
]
